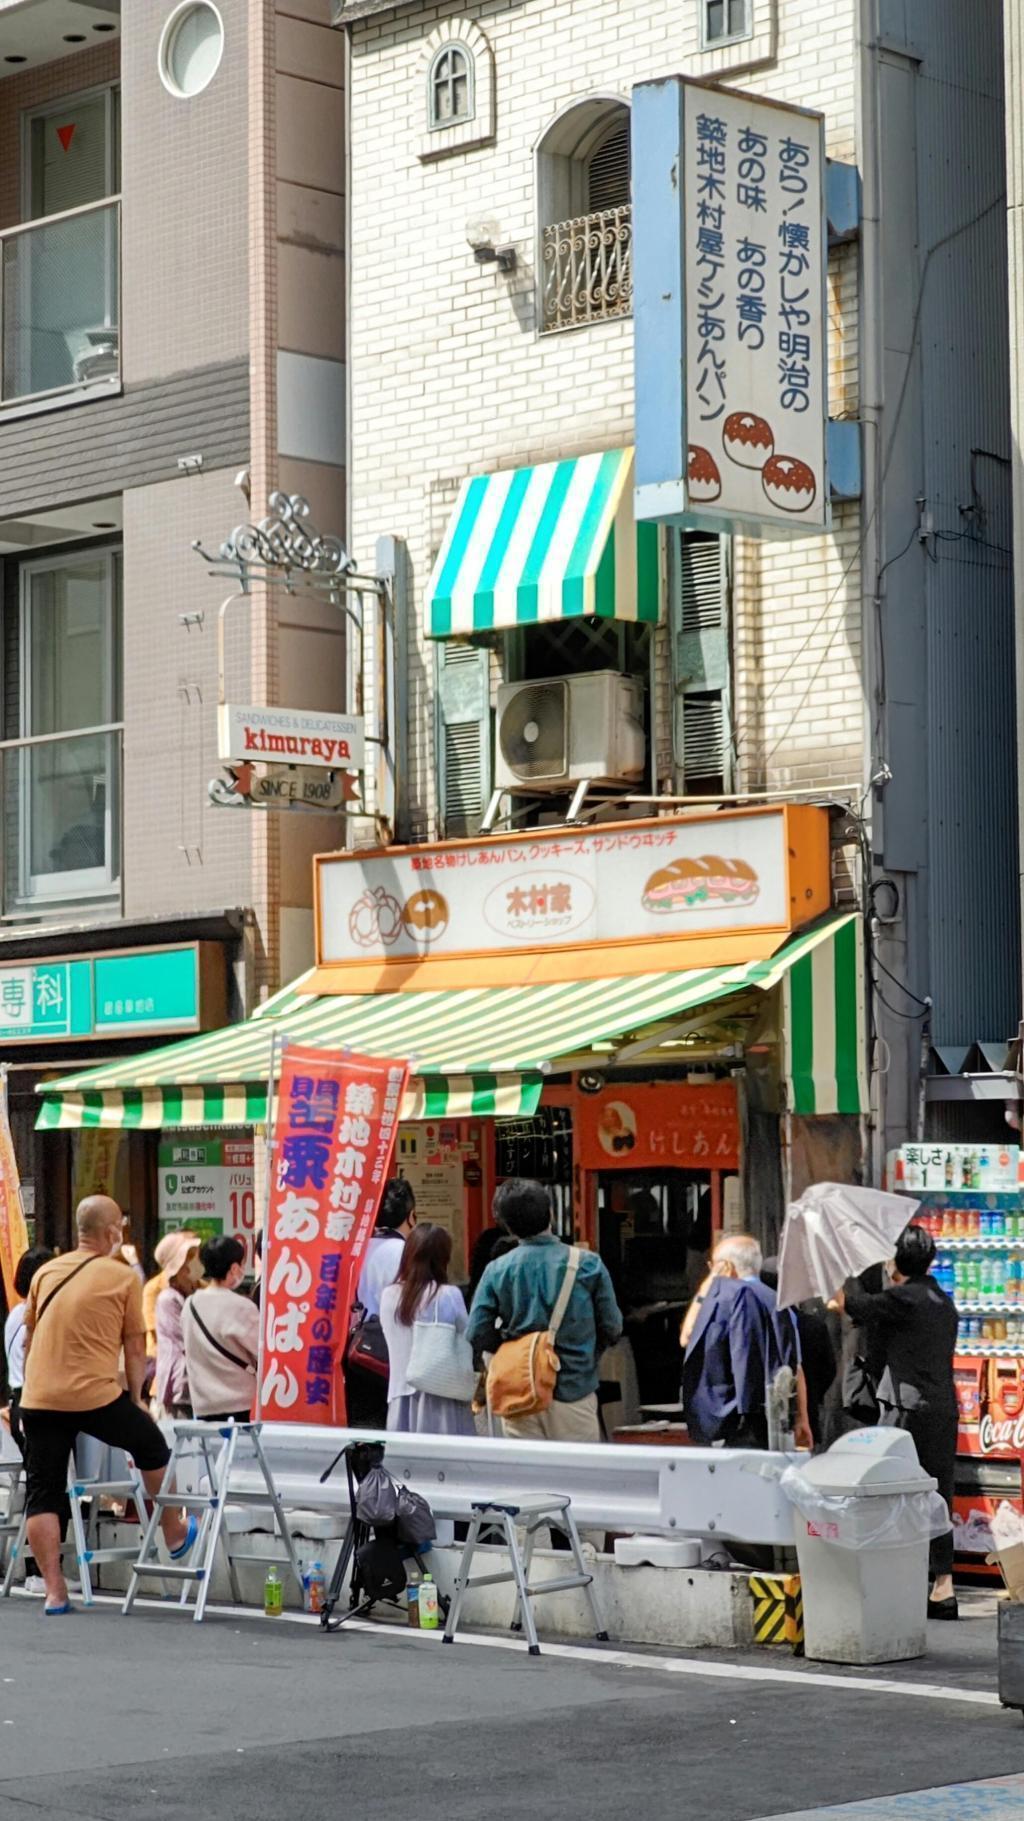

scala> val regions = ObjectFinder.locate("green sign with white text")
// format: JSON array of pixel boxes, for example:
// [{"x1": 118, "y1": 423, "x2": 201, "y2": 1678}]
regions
[{"x1": 0, "y1": 947, "x2": 201, "y2": 1043}]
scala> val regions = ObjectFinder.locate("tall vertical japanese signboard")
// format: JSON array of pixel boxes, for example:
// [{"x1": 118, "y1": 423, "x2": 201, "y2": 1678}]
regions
[
  {"x1": 258, "y1": 1046, "x2": 408, "y2": 1426},
  {"x1": 632, "y1": 79, "x2": 828, "y2": 535}
]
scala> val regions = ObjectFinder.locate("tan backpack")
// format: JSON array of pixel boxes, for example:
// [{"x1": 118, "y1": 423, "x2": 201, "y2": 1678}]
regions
[{"x1": 486, "y1": 1247, "x2": 582, "y2": 1419}]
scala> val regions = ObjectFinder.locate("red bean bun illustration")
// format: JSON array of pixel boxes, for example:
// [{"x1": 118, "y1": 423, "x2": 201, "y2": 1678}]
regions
[
  {"x1": 687, "y1": 444, "x2": 722, "y2": 503},
  {"x1": 723, "y1": 411, "x2": 774, "y2": 469},
  {"x1": 762, "y1": 453, "x2": 817, "y2": 513},
  {"x1": 641, "y1": 855, "x2": 760, "y2": 913},
  {"x1": 402, "y1": 889, "x2": 449, "y2": 940}
]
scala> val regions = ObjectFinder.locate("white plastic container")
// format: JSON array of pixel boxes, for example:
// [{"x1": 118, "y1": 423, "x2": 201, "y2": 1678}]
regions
[{"x1": 786, "y1": 1429, "x2": 944, "y2": 1665}]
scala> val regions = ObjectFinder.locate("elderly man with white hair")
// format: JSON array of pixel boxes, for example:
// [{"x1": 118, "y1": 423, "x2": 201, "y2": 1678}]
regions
[{"x1": 680, "y1": 1232, "x2": 811, "y2": 1451}]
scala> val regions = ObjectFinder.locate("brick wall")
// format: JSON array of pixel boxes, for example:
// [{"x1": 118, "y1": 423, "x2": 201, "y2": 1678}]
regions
[{"x1": 346, "y1": 0, "x2": 864, "y2": 831}]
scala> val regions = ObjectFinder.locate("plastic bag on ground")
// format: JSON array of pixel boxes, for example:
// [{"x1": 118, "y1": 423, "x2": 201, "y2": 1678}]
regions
[{"x1": 779, "y1": 1463, "x2": 952, "y2": 1551}]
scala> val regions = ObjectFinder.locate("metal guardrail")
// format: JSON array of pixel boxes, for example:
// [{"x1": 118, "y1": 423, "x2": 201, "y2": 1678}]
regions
[{"x1": 227, "y1": 1424, "x2": 795, "y2": 1546}]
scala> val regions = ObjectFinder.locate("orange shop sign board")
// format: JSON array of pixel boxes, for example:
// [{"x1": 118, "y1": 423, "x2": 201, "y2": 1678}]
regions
[
  {"x1": 575, "y1": 1081, "x2": 740, "y2": 1173},
  {"x1": 315, "y1": 806, "x2": 829, "y2": 968}
]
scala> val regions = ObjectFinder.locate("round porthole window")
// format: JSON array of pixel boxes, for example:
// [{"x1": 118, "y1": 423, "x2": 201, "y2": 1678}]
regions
[{"x1": 159, "y1": 2, "x2": 224, "y2": 99}]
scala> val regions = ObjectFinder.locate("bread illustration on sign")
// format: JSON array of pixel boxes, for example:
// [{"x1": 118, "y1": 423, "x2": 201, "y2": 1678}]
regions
[
  {"x1": 402, "y1": 888, "x2": 450, "y2": 941},
  {"x1": 641, "y1": 855, "x2": 760, "y2": 913},
  {"x1": 687, "y1": 444, "x2": 722, "y2": 503},
  {"x1": 722, "y1": 411, "x2": 774, "y2": 470},
  {"x1": 762, "y1": 454, "x2": 817, "y2": 513},
  {"x1": 349, "y1": 885, "x2": 404, "y2": 947}
]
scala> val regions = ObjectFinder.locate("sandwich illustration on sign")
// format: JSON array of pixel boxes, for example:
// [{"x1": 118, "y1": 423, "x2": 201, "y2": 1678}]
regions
[{"x1": 641, "y1": 855, "x2": 760, "y2": 914}]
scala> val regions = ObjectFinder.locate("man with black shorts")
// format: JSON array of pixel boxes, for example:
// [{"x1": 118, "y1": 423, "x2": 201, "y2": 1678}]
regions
[{"x1": 20, "y1": 1195, "x2": 197, "y2": 1614}]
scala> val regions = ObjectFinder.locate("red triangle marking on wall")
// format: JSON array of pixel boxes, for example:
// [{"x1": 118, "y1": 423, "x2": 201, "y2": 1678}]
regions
[{"x1": 56, "y1": 124, "x2": 76, "y2": 153}]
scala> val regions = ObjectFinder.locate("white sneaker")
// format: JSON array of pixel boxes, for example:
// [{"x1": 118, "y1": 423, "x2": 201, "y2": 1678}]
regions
[{"x1": 22, "y1": 1576, "x2": 47, "y2": 1595}]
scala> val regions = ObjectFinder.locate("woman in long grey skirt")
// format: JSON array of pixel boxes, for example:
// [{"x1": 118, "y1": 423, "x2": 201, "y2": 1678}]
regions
[{"x1": 380, "y1": 1224, "x2": 476, "y2": 1436}]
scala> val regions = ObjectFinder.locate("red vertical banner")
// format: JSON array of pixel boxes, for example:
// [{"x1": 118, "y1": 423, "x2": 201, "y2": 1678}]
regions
[{"x1": 257, "y1": 1045, "x2": 409, "y2": 1425}]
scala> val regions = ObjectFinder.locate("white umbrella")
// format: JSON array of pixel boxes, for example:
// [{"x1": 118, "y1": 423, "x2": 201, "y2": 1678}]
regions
[{"x1": 777, "y1": 1181, "x2": 919, "y2": 1309}]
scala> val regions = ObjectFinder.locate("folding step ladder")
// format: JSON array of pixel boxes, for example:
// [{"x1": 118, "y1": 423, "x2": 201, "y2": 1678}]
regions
[
  {"x1": 442, "y1": 1492, "x2": 608, "y2": 1657},
  {"x1": 68, "y1": 1464, "x2": 150, "y2": 1604},
  {"x1": 2, "y1": 1457, "x2": 148, "y2": 1602},
  {"x1": 0, "y1": 1461, "x2": 26, "y2": 1596},
  {"x1": 123, "y1": 1421, "x2": 303, "y2": 1624}
]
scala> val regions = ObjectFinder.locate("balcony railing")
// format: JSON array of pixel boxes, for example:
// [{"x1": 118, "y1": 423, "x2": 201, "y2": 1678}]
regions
[
  {"x1": 1, "y1": 197, "x2": 121, "y2": 409},
  {"x1": 541, "y1": 205, "x2": 632, "y2": 334},
  {"x1": 0, "y1": 726, "x2": 122, "y2": 915}
]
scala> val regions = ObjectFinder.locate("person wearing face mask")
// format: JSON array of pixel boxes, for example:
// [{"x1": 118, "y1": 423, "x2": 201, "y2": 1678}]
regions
[
  {"x1": 182, "y1": 1235, "x2": 260, "y2": 1422},
  {"x1": 18, "y1": 1196, "x2": 197, "y2": 1614},
  {"x1": 153, "y1": 1231, "x2": 203, "y2": 1419}
]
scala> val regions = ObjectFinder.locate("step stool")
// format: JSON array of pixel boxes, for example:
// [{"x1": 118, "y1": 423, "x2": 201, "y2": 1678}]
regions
[
  {"x1": 1, "y1": 1457, "x2": 148, "y2": 1602},
  {"x1": 0, "y1": 1461, "x2": 27, "y2": 1595},
  {"x1": 124, "y1": 1420, "x2": 303, "y2": 1623},
  {"x1": 442, "y1": 1492, "x2": 609, "y2": 1656}
]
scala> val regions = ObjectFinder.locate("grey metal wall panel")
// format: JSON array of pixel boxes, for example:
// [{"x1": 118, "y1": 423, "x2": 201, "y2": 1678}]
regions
[
  {"x1": 0, "y1": 361, "x2": 250, "y2": 520},
  {"x1": 892, "y1": 1, "x2": 1017, "y2": 1044}
]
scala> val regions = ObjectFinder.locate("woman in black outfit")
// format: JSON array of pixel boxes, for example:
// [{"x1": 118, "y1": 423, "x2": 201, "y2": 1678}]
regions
[{"x1": 836, "y1": 1224, "x2": 959, "y2": 1620}]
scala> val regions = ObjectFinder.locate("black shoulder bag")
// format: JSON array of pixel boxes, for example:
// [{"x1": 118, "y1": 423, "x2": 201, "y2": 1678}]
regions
[
  {"x1": 185, "y1": 1298, "x2": 254, "y2": 1373},
  {"x1": 32, "y1": 1253, "x2": 105, "y2": 1328}
]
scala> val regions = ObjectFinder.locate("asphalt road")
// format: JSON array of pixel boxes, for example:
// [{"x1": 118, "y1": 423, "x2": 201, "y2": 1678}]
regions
[{"x1": 0, "y1": 1593, "x2": 1022, "y2": 1821}]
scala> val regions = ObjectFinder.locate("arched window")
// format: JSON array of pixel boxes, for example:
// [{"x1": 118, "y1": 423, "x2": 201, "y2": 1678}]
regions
[
  {"x1": 587, "y1": 117, "x2": 631, "y2": 214},
  {"x1": 429, "y1": 43, "x2": 474, "y2": 128},
  {"x1": 537, "y1": 99, "x2": 632, "y2": 332}
]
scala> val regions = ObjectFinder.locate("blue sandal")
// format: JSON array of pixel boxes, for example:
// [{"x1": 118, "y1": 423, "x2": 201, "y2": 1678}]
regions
[
  {"x1": 44, "y1": 1601, "x2": 75, "y2": 1616},
  {"x1": 169, "y1": 1515, "x2": 199, "y2": 1561}
]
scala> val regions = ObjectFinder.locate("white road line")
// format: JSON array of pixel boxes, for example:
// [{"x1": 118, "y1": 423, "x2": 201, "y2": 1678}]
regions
[{"x1": 23, "y1": 1589, "x2": 1000, "y2": 1708}]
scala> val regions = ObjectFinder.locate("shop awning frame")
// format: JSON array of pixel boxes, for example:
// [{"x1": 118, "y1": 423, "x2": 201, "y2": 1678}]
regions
[
  {"x1": 425, "y1": 447, "x2": 660, "y2": 638},
  {"x1": 35, "y1": 912, "x2": 869, "y2": 1131}
]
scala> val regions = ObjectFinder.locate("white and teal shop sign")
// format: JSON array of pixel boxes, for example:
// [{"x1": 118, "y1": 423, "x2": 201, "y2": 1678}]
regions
[{"x1": 0, "y1": 945, "x2": 210, "y2": 1044}]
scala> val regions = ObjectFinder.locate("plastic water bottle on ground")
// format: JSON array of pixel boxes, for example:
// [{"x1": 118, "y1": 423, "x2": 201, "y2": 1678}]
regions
[
  {"x1": 419, "y1": 1574, "x2": 439, "y2": 1630},
  {"x1": 264, "y1": 1565, "x2": 283, "y2": 1617}
]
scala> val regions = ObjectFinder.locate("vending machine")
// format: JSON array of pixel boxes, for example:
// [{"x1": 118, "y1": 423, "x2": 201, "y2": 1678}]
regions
[{"x1": 891, "y1": 1143, "x2": 1024, "y2": 1568}]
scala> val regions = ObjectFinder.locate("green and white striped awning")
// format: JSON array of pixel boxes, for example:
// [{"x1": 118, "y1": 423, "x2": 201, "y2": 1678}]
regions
[
  {"x1": 35, "y1": 914, "x2": 868, "y2": 1131},
  {"x1": 783, "y1": 912, "x2": 869, "y2": 1116},
  {"x1": 426, "y1": 447, "x2": 660, "y2": 637}
]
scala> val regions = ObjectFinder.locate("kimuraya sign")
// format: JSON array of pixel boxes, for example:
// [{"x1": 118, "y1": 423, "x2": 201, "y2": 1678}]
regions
[
  {"x1": 218, "y1": 703, "x2": 364, "y2": 771},
  {"x1": 315, "y1": 805, "x2": 830, "y2": 969},
  {"x1": 632, "y1": 77, "x2": 828, "y2": 535}
]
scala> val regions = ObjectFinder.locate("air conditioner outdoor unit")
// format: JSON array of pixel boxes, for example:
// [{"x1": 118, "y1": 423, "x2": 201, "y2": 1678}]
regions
[{"x1": 494, "y1": 669, "x2": 645, "y2": 791}]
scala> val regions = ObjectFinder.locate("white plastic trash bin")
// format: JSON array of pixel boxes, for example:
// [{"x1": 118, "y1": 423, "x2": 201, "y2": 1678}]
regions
[{"x1": 785, "y1": 1428, "x2": 946, "y2": 1665}]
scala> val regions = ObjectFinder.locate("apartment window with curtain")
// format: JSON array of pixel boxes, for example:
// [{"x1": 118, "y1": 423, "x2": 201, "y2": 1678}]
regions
[{"x1": 6, "y1": 548, "x2": 123, "y2": 911}]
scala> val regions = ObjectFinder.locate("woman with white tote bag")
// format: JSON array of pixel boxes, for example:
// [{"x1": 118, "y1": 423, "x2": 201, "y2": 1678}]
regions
[{"x1": 380, "y1": 1224, "x2": 477, "y2": 1436}]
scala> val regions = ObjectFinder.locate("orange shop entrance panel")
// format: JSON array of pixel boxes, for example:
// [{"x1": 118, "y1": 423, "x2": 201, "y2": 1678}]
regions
[{"x1": 575, "y1": 1080, "x2": 740, "y2": 1173}]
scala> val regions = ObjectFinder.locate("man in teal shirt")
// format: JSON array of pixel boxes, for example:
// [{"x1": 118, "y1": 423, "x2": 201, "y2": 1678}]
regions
[{"x1": 467, "y1": 1179, "x2": 622, "y2": 1442}]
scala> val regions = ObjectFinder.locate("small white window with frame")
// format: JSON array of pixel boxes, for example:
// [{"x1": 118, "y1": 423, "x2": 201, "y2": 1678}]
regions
[
  {"x1": 429, "y1": 43, "x2": 474, "y2": 129},
  {"x1": 418, "y1": 19, "x2": 494, "y2": 161},
  {"x1": 701, "y1": 0, "x2": 753, "y2": 48},
  {"x1": 14, "y1": 547, "x2": 122, "y2": 909}
]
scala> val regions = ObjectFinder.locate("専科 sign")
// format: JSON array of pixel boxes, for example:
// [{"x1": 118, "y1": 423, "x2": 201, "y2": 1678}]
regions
[
  {"x1": 219, "y1": 704, "x2": 364, "y2": 771},
  {"x1": 632, "y1": 78, "x2": 828, "y2": 536},
  {"x1": 0, "y1": 945, "x2": 204, "y2": 1043}
]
